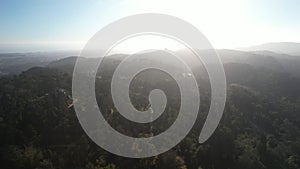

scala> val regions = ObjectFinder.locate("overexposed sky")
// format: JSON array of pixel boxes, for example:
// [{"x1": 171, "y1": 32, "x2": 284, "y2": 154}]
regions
[{"x1": 0, "y1": 0, "x2": 299, "y2": 52}]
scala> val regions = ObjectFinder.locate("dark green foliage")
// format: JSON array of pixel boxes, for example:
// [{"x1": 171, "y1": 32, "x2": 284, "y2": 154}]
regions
[{"x1": 0, "y1": 61, "x2": 300, "y2": 169}]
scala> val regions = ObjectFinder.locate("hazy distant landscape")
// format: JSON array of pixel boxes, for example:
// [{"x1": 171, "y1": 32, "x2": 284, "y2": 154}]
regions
[
  {"x1": 1, "y1": 42, "x2": 300, "y2": 169},
  {"x1": 1, "y1": 0, "x2": 300, "y2": 168},
  {"x1": 2, "y1": 42, "x2": 300, "y2": 77}
]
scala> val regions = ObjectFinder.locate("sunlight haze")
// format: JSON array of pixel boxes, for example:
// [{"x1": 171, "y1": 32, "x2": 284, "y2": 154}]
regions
[{"x1": 0, "y1": 0, "x2": 299, "y2": 52}]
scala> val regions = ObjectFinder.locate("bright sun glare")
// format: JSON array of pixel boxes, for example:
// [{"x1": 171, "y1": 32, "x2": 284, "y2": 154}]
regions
[
  {"x1": 99, "y1": 0, "x2": 300, "y2": 49},
  {"x1": 108, "y1": 34, "x2": 186, "y2": 55},
  {"x1": 106, "y1": 0, "x2": 255, "y2": 49}
]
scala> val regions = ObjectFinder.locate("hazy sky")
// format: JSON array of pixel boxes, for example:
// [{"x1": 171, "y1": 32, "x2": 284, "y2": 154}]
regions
[{"x1": 0, "y1": 0, "x2": 299, "y2": 52}]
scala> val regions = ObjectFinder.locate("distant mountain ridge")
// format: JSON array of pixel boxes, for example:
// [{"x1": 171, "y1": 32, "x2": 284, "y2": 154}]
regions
[
  {"x1": 238, "y1": 42, "x2": 300, "y2": 56},
  {"x1": 1, "y1": 42, "x2": 300, "y2": 77},
  {"x1": 0, "y1": 51, "x2": 78, "y2": 75},
  {"x1": 35, "y1": 48, "x2": 300, "y2": 78}
]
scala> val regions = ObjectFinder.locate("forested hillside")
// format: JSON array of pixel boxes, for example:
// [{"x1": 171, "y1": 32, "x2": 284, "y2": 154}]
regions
[{"x1": 0, "y1": 51, "x2": 300, "y2": 169}]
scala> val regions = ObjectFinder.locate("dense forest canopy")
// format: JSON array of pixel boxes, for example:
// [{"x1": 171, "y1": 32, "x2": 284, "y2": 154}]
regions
[{"x1": 0, "y1": 49, "x2": 300, "y2": 169}]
